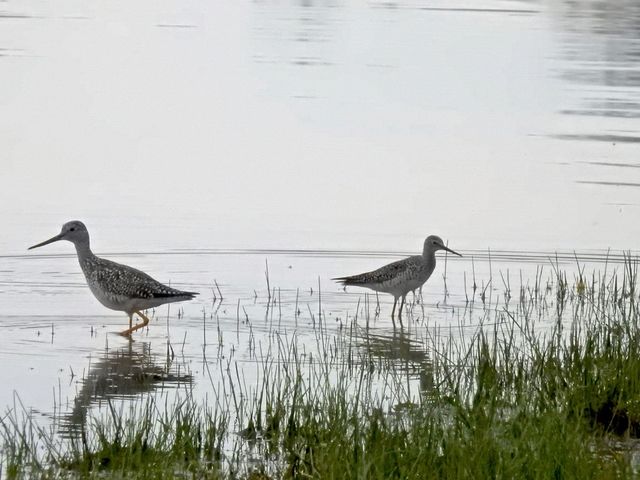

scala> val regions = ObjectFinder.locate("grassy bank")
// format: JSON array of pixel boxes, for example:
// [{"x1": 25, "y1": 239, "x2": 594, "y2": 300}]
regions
[{"x1": 3, "y1": 261, "x2": 640, "y2": 478}]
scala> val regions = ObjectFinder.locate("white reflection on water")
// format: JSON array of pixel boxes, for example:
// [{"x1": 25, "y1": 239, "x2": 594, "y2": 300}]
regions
[{"x1": 0, "y1": 0, "x2": 639, "y2": 255}]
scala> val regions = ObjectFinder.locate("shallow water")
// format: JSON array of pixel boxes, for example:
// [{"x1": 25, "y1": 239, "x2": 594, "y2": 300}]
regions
[
  {"x1": 0, "y1": 246, "x2": 626, "y2": 441},
  {"x1": 1, "y1": 0, "x2": 640, "y2": 468}
]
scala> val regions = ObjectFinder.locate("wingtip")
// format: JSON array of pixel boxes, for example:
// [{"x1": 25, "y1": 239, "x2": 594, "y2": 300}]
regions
[{"x1": 332, "y1": 277, "x2": 354, "y2": 287}]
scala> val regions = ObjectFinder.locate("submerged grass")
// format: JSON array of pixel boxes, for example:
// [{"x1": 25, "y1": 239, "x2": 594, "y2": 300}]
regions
[{"x1": 3, "y1": 258, "x2": 640, "y2": 478}]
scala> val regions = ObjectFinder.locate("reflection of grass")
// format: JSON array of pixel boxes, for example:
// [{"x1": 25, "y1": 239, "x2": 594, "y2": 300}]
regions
[{"x1": 4, "y1": 260, "x2": 640, "y2": 478}]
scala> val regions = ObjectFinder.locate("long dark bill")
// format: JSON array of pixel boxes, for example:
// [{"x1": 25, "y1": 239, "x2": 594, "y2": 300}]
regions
[
  {"x1": 28, "y1": 233, "x2": 65, "y2": 250},
  {"x1": 442, "y1": 245, "x2": 462, "y2": 257}
]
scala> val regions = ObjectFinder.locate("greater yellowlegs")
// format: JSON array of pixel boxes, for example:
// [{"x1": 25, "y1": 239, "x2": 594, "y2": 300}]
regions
[
  {"x1": 29, "y1": 221, "x2": 198, "y2": 336},
  {"x1": 333, "y1": 235, "x2": 461, "y2": 321}
]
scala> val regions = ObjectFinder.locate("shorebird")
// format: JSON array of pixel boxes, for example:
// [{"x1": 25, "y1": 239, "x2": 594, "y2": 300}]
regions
[
  {"x1": 28, "y1": 220, "x2": 198, "y2": 336},
  {"x1": 333, "y1": 235, "x2": 461, "y2": 322}
]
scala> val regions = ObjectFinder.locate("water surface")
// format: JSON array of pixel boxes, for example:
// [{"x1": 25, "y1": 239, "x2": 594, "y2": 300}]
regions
[{"x1": 1, "y1": 0, "x2": 640, "y2": 467}]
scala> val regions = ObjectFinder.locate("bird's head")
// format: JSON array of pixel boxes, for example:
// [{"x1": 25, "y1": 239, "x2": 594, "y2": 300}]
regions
[
  {"x1": 423, "y1": 235, "x2": 462, "y2": 257},
  {"x1": 29, "y1": 220, "x2": 90, "y2": 250}
]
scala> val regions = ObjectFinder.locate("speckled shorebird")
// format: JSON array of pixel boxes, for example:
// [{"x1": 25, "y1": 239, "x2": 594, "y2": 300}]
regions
[
  {"x1": 28, "y1": 221, "x2": 198, "y2": 336},
  {"x1": 333, "y1": 235, "x2": 461, "y2": 321}
]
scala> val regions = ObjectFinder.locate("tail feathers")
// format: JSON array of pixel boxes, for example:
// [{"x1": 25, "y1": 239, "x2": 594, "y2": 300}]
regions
[{"x1": 154, "y1": 290, "x2": 199, "y2": 299}]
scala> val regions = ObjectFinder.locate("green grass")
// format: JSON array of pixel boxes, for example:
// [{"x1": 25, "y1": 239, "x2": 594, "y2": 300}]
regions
[{"x1": 3, "y1": 260, "x2": 640, "y2": 478}]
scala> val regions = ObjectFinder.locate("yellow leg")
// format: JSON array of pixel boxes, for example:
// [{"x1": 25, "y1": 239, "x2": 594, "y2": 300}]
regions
[
  {"x1": 398, "y1": 295, "x2": 406, "y2": 328},
  {"x1": 119, "y1": 311, "x2": 151, "y2": 336},
  {"x1": 119, "y1": 315, "x2": 133, "y2": 337},
  {"x1": 390, "y1": 297, "x2": 398, "y2": 329}
]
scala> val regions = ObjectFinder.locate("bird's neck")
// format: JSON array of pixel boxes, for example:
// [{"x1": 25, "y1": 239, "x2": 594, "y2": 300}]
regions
[
  {"x1": 422, "y1": 249, "x2": 437, "y2": 277},
  {"x1": 422, "y1": 246, "x2": 435, "y2": 260},
  {"x1": 74, "y1": 241, "x2": 94, "y2": 262}
]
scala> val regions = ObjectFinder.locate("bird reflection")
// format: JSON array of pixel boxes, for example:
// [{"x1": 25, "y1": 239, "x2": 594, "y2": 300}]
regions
[
  {"x1": 60, "y1": 342, "x2": 192, "y2": 436},
  {"x1": 356, "y1": 328, "x2": 434, "y2": 394}
]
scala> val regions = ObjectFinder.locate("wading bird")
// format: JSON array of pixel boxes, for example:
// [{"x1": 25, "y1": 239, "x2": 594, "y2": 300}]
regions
[
  {"x1": 333, "y1": 235, "x2": 461, "y2": 323},
  {"x1": 29, "y1": 221, "x2": 198, "y2": 336}
]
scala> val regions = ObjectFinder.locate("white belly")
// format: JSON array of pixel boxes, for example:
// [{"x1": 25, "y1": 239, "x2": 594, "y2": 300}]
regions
[{"x1": 87, "y1": 282, "x2": 130, "y2": 312}]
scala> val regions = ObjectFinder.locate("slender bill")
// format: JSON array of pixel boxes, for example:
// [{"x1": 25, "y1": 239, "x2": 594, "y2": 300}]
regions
[
  {"x1": 28, "y1": 233, "x2": 65, "y2": 250},
  {"x1": 441, "y1": 245, "x2": 462, "y2": 257}
]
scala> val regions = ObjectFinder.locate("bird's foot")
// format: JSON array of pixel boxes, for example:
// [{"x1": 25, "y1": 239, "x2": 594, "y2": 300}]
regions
[{"x1": 117, "y1": 329, "x2": 135, "y2": 339}]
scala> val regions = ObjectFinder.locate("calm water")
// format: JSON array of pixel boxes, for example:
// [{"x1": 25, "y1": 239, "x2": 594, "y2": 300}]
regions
[{"x1": 1, "y1": 0, "x2": 640, "y2": 464}]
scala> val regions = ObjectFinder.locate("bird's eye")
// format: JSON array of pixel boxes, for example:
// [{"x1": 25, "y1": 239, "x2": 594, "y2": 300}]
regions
[{"x1": 70, "y1": 227, "x2": 76, "y2": 232}]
